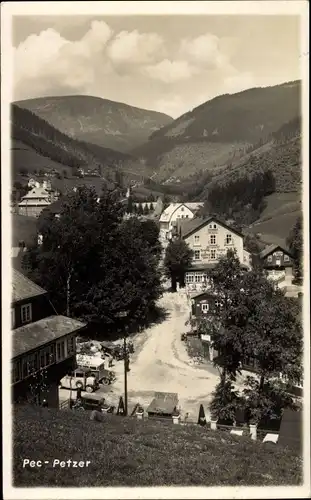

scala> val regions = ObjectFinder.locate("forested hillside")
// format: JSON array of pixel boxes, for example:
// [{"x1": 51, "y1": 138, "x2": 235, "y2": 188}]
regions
[
  {"x1": 131, "y1": 81, "x2": 301, "y2": 181},
  {"x1": 15, "y1": 95, "x2": 173, "y2": 153},
  {"x1": 11, "y1": 105, "x2": 137, "y2": 176}
]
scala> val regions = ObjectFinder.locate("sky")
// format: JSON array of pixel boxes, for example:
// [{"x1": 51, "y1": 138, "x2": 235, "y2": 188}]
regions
[{"x1": 12, "y1": 14, "x2": 301, "y2": 118}]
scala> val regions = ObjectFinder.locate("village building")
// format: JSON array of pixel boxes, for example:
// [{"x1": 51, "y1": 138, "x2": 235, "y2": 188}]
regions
[
  {"x1": 173, "y1": 216, "x2": 251, "y2": 291},
  {"x1": 18, "y1": 181, "x2": 59, "y2": 217},
  {"x1": 11, "y1": 270, "x2": 86, "y2": 407},
  {"x1": 259, "y1": 244, "x2": 294, "y2": 286},
  {"x1": 159, "y1": 202, "x2": 204, "y2": 246}
]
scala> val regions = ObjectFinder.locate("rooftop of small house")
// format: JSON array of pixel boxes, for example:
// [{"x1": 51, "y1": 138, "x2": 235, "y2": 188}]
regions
[
  {"x1": 13, "y1": 315, "x2": 86, "y2": 358},
  {"x1": 159, "y1": 202, "x2": 203, "y2": 222},
  {"x1": 20, "y1": 187, "x2": 51, "y2": 200},
  {"x1": 259, "y1": 244, "x2": 292, "y2": 259},
  {"x1": 12, "y1": 269, "x2": 46, "y2": 304}
]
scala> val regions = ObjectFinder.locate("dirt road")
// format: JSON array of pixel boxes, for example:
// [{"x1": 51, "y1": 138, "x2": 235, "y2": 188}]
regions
[{"x1": 110, "y1": 291, "x2": 221, "y2": 420}]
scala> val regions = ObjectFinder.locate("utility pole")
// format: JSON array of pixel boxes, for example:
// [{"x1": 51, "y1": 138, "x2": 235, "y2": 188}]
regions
[{"x1": 123, "y1": 331, "x2": 128, "y2": 416}]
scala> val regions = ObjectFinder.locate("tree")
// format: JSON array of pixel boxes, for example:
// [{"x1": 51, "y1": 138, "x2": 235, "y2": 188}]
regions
[
  {"x1": 149, "y1": 202, "x2": 154, "y2": 211},
  {"x1": 209, "y1": 380, "x2": 241, "y2": 424},
  {"x1": 126, "y1": 196, "x2": 134, "y2": 214},
  {"x1": 143, "y1": 204, "x2": 150, "y2": 215},
  {"x1": 206, "y1": 249, "x2": 247, "y2": 382},
  {"x1": 206, "y1": 250, "x2": 303, "y2": 423},
  {"x1": 24, "y1": 186, "x2": 106, "y2": 316},
  {"x1": 287, "y1": 215, "x2": 303, "y2": 281},
  {"x1": 23, "y1": 186, "x2": 162, "y2": 335},
  {"x1": 137, "y1": 203, "x2": 143, "y2": 215},
  {"x1": 76, "y1": 216, "x2": 162, "y2": 328},
  {"x1": 164, "y1": 239, "x2": 193, "y2": 291}
]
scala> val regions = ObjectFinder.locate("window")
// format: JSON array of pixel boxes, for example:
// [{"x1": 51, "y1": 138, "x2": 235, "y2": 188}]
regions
[
  {"x1": 209, "y1": 223, "x2": 217, "y2": 229},
  {"x1": 181, "y1": 206, "x2": 184, "y2": 212},
  {"x1": 210, "y1": 235, "x2": 216, "y2": 245},
  {"x1": 12, "y1": 359, "x2": 22, "y2": 383},
  {"x1": 67, "y1": 336, "x2": 75, "y2": 356},
  {"x1": 267, "y1": 255, "x2": 272, "y2": 262},
  {"x1": 225, "y1": 234, "x2": 232, "y2": 245},
  {"x1": 56, "y1": 340, "x2": 67, "y2": 363},
  {"x1": 202, "y1": 303, "x2": 209, "y2": 313},
  {"x1": 210, "y1": 249, "x2": 216, "y2": 260},
  {"x1": 284, "y1": 255, "x2": 290, "y2": 262},
  {"x1": 11, "y1": 308, "x2": 15, "y2": 329},
  {"x1": 21, "y1": 303, "x2": 32, "y2": 324},
  {"x1": 194, "y1": 235, "x2": 200, "y2": 244},
  {"x1": 185, "y1": 215, "x2": 189, "y2": 218},
  {"x1": 195, "y1": 273, "x2": 204, "y2": 283},
  {"x1": 194, "y1": 250, "x2": 201, "y2": 260},
  {"x1": 186, "y1": 274, "x2": 194, "y2": 284}
]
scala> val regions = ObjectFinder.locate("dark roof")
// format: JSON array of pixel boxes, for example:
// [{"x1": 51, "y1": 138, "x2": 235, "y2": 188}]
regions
[
  {"x1": 259, "y1": 244, "x2": 292, "y2": 259},
  {"x1": 12, "y1": 214, "x2": 38, "y2": 247},
  {"x1": 175, "y1": 216, "x2": 243, "y2": 239},
  {"x1": 147, "y1": 392, "x2": 178, "y2": 415},
  {"x1": 191, "y1": 291, "x2": 216, "y2": 300},
  {"x1": 13, "y1": 315, "x2": 86, "y2": 358},
  {"x1": 12, "y1": 270, "x2": 46, "y2": 303}
]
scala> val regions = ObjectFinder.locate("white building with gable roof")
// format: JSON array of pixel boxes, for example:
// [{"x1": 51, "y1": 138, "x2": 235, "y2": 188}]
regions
[{"x1": 159, "y1": 202, "x2": 204, "y2": 246}]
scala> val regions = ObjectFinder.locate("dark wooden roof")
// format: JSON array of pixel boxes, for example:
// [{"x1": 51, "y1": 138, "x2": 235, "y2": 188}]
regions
[
  {"x1": 259, "y1": 244, "x2": 292, "y2": 259},
  {"x1": 147, "y1": 392, "x2": 178, "y2": 414},
  {"x1": 12, "y1": 269, "x2": 46, "y2": 303},
  {"x1": 13, "y1": 315, "x2": 86, "y2": 358}
]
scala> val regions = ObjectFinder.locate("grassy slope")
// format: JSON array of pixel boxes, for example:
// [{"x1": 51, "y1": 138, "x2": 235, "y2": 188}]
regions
[
  {"x1": 244, "y1": 192, "x2": 302, "y2": 245},
  {"x1": 13, "y1": 405, "x2": 302, "y2": 487}
]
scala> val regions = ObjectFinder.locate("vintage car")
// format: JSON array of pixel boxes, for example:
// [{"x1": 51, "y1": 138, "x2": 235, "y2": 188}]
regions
[
  {"x1": 70, "y1": 392, "x2": 115, "y2": 413},
  {"x1": 60, "y1": 368, "x2": 99, "y2": 393},
  {"x1": 76, "y1": 355, "x2": 116, "y2": 385}
]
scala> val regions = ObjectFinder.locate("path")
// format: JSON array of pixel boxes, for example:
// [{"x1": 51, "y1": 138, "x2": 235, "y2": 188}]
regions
[{"x1": 110, "y1": 291, "x2": 221, "y2": 420}]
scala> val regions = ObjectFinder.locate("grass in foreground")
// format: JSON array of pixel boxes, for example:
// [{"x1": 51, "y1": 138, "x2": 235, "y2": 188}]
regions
[{"x1": 13, "y1": 405, "x2": 302, "y2": 487}]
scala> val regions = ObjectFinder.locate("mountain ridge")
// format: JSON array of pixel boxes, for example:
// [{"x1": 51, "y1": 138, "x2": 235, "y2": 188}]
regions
[
  {"x1": 131, "y1": 80, "x2": 301, "y2": 182},
  {"x1": 14, "y1": 95, "x2": 173, "y2": 153}
]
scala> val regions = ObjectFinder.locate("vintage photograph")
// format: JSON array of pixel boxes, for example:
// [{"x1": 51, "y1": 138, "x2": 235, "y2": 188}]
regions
[{"x1": 2, "y1": 1, "x2": 309, "y2": 497}]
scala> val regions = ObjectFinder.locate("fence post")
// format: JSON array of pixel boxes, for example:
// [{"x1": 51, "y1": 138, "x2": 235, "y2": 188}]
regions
[
  {"x1": 172, "y1": 414, "x2": 181, "y2": 425},
  {"x1": 249, "y1": 423, "x2": 257, "y2": 441},
  {"x1": 210, "y1": 419, "x2": 217, "y2": 431}
]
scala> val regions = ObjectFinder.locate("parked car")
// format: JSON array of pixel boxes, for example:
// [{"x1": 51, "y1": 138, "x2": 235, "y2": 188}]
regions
[
  {"x1": 60, "y1": 368, "x2": 99, "y2": 393},
  {"x1": 76, "y1": 355, "x2": 116, "y2": 385},
  {"x1": 70, "y1": 392, "x2": 115, "y2": 413}
]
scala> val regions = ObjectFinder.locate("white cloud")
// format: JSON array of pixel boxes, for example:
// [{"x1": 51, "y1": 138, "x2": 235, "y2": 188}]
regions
[
  {"x1": 179, "y1": 33, "x2": 230, "y2": 70},
  {"x1": 14, "y1": 21, "x2": 115, "y2": 99},
  {"x1": 142, "y1": 59, "x2": 200, "y2": 83},
  {"x1": 107, "y1": 29, "x2": 164, "y2": 65}
]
